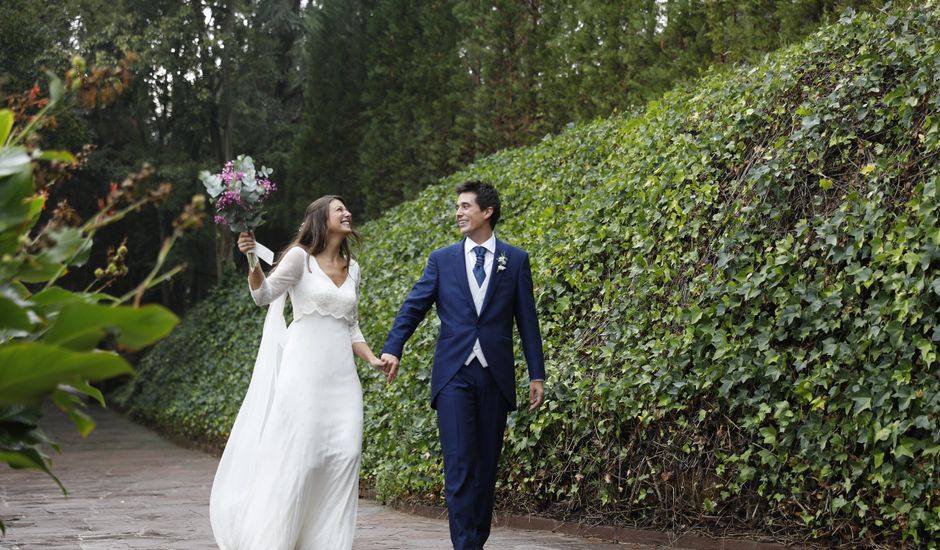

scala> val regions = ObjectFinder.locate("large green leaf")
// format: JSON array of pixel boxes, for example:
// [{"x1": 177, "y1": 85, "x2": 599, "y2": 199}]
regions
[
  {"x1": 0, "y1": 155, "x2": 32, "y2": 206},
  {"x1": 0, "y1": 448, "x2": 64, "y2": 493},
  {"x1": 0, "y1": 147, "x2": 29, "y2": 178},
  {"x1": 0, "y1": 406, "x2": 64, "y2": 495},
  {"x1": 50, "y1": 389, "x2": 96, "y2": 437},
  {"x1": 46, "y1": 72, "x2": 64, "y2": 109},
  {"x1": 27, "y1": 287, "x2": 107, "y2": 319},
  {"x1": 34, "y1": 150, "x2": 75, "y2": 163},
  {"x1": 0, "y1": 110, "x2": 12, "y2": 146},
  {"x1": 0, "y1": 295, "x2": 30, "y2": 331},
  {"x1": 0, "y1": 164, "x2": 40, "y2": 241},
  {"x1": 43, "y1": 303, "x2": 179, "y2": 351},
  {"x1": 0, "y1": 197, "x2": 43, "y2": 254},
  {"x1": 0, "y1": 404, "x2": 43, "y2": 426},
  {"x1": 13, "y1": 255, "x2": 64, "y2": 284},
  {"x1": 61, "y1": 378, "x2": 105, "y2": 407},
  {"x1": 11, "y1": 226, "x2": 93, "y2": 283},
  {"x1": 0, "y1": 342, "x2": 133, "y2": 405},
  {"x1": 37, "y1": 227, "x2": 92, "y2": 266}
]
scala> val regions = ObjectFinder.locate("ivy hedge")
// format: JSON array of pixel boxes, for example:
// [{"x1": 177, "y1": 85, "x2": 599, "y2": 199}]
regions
[{"x1": 116, "y1": 5, "x2": 940, "y2": 546}]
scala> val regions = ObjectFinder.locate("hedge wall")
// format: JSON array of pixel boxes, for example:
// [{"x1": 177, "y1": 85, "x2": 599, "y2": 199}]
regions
[{"x1": 116, "y1": 5, "x2": 940, "y2": 546}]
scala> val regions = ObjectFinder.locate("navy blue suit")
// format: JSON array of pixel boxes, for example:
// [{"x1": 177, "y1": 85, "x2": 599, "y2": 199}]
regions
[{"x1": 383, "y1": 238, "x2": 545, "y2": 549}]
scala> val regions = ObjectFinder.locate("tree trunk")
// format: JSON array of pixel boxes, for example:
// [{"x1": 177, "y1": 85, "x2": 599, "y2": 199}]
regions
[{"x1": 215, "y1": 0, "x2": 236, "y2": 282}]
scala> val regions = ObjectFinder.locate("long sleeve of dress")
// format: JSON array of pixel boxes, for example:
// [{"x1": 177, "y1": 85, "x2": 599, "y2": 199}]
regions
[
  {"x1": 348, "y1": 260, "x2": 366, "y2": 344},
  {"x1": 249, "y1": 246, "x2": 307, "y2": 306}
]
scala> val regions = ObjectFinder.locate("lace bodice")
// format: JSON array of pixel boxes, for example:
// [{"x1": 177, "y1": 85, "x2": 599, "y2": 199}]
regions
[{"x1": 249, "y1": 246, "x2": 365, "y2": 343}]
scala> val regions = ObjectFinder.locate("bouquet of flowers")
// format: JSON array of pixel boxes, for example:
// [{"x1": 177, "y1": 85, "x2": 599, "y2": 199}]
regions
[{"x1": 199, "y1": 155, "x2": 277, "y2": 269}]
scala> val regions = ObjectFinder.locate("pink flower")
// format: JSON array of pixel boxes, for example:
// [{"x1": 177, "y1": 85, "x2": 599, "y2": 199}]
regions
[
  {"x1": 259, "y1": 178, "x2": 277, "y2": 193},
  {"x1": 220, "y1": 162, "x2": 236, "y2": 184}
]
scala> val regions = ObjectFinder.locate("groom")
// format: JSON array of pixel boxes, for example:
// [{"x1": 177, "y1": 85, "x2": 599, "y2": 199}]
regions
[{"x1": 381, "y1": 180, "x2": 546, "y2": 550}]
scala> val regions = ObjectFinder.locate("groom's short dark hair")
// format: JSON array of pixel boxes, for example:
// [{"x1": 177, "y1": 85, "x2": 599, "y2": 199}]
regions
[{"x1": 456, "y1": 180, "x2": 501, "y2": 229}]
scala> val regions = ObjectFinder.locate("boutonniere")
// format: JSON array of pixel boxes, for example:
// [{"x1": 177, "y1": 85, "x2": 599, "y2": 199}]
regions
[{"x1": 496, "y1": 253, "x2": 508, "y2": 272}]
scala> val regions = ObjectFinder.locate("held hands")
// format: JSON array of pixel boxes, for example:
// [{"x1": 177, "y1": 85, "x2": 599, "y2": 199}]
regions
[
  {"x1": 237, "y1": 231, "x2": 256, "y2": 256},
  {"x1": 375, "y1": 352, "x2": 540, "y2": 408},
  {"x1": 380, "y1": 353, "x2": 400, "y2": 384},
  {"x1": 370, "y1": 355, "x2": 400, "y2": 384},
  {"x1": 369, "y1": 356, "x2": 391, "y2": 379},
  {"x1": 528, "y1": 380, "x2": 544, "y2": 411}
]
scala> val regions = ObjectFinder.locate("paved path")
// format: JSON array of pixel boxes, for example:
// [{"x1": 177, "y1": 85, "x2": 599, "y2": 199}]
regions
[{"x1": 0, "y1": 406, "x2": 639, "y2": 549}]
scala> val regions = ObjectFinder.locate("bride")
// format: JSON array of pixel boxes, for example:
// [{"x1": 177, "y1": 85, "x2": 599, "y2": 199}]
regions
[{"x1": 209, "y1": 195, "x2": 389, "y2": 549}]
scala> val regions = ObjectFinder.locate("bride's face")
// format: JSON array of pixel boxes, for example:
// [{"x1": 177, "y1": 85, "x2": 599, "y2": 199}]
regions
[{"x1": 327, "y1": 199, "x2": 353, "y2": 236}]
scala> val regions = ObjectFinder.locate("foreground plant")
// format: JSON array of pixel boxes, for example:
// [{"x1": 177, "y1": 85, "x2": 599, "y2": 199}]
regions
[{"x1": 0, "y1": 60, "x2": 204, "y2": 534}]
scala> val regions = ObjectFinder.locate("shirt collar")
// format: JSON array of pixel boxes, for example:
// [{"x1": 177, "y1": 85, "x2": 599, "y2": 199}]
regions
[{"x1": 465, "y1": 234, "x2": 496, "y2": 256}]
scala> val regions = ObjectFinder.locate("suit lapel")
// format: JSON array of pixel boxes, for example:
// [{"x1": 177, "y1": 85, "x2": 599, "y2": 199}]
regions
[
  {"x1": 450, "y1": 240, "x2": 476, "y2": 314},
  {"x1": 479, "y1": 239, "x2": 506, "y2": 317}
]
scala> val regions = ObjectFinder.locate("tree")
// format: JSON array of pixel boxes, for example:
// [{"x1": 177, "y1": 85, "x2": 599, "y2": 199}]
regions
[
  {"x1": 356, "y1": 0, "x2": 469, "y2": 217},
  {"x1": 453, "y1": 0, "x2": 551, "y2": 152},
  {"x1": 286, "y1": 0, "x2": 371, "y2": 221}
]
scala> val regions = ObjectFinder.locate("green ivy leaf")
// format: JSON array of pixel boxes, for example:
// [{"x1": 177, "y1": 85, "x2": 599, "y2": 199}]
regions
[{"x1": 893, "y1": 442, "x2": 914, "y2": 459}]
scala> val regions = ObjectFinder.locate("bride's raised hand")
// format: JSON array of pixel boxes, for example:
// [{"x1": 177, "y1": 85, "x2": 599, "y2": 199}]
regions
[{"x1": 236, "y1": 231, "x2": 255, "y2": 255}]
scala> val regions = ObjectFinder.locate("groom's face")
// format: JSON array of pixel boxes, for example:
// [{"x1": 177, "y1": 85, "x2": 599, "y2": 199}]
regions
[{"x1": 456, "y1": 192, "x2": 492, "y2": 237}]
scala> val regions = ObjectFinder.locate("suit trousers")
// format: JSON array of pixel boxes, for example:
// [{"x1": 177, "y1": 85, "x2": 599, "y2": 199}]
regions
[{"x1": 436, "y1": 359, "x2": 510, "y2": 550}]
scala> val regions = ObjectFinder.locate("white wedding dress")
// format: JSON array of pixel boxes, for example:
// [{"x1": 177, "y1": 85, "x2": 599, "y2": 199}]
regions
[{"x1": 210, "y1": 246, "x2": 365, "y2": 549}]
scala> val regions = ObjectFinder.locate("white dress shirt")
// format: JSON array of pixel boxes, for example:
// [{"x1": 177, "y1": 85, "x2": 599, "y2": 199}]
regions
[{"x1": 464, "y1": 235, "x2": 496, "y2": 367}]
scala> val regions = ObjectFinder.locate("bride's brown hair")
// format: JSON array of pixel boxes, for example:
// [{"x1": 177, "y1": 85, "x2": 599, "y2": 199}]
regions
[{"x1": 278, "y1": 195, "x2": 360, "y2": 271}]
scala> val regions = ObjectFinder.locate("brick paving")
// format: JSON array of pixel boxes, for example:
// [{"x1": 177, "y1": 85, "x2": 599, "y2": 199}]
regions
[{"x1": 0, "y1": 406, "x2": 640, "y2": 549}]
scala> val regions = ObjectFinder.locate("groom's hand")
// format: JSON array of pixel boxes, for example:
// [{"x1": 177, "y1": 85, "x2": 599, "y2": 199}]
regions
[
  {"x1": 381, "y1": 353, "x2": 400, "y2": 383},
  {"x1": 528, "y1": 380, "x2": 544, "y2": 410}
]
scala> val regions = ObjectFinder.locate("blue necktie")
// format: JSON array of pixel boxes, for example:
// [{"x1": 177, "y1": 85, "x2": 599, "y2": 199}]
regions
[{"x1": 472, "y1": 246, "x2": 486, "y2": 287}]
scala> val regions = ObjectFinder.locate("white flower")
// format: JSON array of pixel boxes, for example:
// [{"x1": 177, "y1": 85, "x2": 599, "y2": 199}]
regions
[
  {"x1": 232, "y1": 155, "x2": 271, "y2": 200},
  {"x1": 496, "y1": 253, "x2": 508, "y2": 272},
  {"x1": 198, "y1": 170, "x2": 224, "y2": 198}
]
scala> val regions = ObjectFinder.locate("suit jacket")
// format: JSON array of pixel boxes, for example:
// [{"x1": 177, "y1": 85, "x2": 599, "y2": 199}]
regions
[{"x1": 382, "y1": 238, "x2": 546, "y2": 410}]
